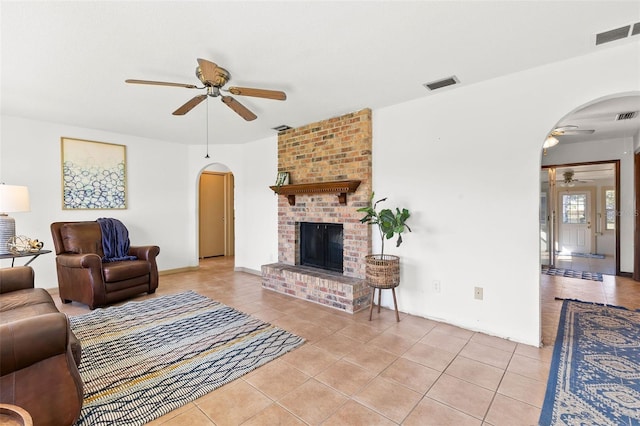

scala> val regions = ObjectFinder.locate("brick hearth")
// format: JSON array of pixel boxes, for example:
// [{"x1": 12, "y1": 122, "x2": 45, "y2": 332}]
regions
[
  {"x1": 261, "y1": 264, "x2": 371, "y2": 313},
  {"x1": 261, "y1": 108, "x2": 372, "y2": 313}
]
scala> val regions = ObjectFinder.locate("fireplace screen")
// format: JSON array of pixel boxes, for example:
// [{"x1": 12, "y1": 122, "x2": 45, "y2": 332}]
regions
[{"x1": 300, "y1": 222, "x2": 343, "y2": 273}]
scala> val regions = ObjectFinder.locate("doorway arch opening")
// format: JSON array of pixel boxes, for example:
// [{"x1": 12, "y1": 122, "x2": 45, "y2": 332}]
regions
[
  {"x1": 197, "y1": 163, "x2": 235, "y2": 259},
  {"x1": 539, "y1": 91, "x2": 639, "y2": 277},
  {"x1": 538, "y1": 92, "x2": 639, "y2": 346}
]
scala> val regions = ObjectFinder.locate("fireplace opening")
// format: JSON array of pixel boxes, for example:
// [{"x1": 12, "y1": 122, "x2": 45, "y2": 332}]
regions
[{"x1": 300, "y1": 222, "x2": 343, "y2": 273}]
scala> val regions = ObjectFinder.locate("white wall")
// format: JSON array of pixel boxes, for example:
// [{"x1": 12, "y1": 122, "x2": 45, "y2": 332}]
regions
[
  {"x1": 370, "y1": 41, "x2": 639, "y2": 346},
  {"x1": 0, "y1": 116, "x2": 192, "y2": 286}
]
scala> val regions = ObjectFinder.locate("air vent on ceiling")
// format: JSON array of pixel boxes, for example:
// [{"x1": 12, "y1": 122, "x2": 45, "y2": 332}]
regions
[
  {"x1": 272, "y1": 124, "x2": 292, "y2": 132},
  {"x1": 616, "y1": 111, "x2": 638, "y2": 121},
  {"x1": 423, "y1": 76, "x2": 459, "y2": 91},
  {"x1": 633, "y1": 22, "x2": 640, "y2": 36},
  {"x1": 596, "y1": 25, "x2": 631, "y2": 45}
]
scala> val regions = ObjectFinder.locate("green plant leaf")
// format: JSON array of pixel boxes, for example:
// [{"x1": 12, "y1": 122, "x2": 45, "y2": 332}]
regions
[{"x1": 358, "y1": 192, "x2": 412, "y2": 256}]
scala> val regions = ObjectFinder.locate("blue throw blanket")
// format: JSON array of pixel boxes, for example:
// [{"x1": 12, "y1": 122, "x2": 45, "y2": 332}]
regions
[{"x1": 97, "y1": 218, "x2": 137, "y2": 262}]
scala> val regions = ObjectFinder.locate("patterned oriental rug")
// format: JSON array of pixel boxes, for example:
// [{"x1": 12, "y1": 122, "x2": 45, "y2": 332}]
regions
[
  {"x1": 539, "y1": 300, "x2": 640, "y2": 425},
  {"x1": 541, "y1": 266, "x2": 603, "y2": 282},
  {"x1": 69, "y1": 291, "x2": 304, "y2": 426}
]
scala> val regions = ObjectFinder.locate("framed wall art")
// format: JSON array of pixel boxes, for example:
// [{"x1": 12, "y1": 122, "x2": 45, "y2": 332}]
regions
[
  {"x1": 61, "y1": 137, "x2": 127, "y2": 209},
  {"x1": 275, "y1": 171, "x2": 290, "y2": 187}
]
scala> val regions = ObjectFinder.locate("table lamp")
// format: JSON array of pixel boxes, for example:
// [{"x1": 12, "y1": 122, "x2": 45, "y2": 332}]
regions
[{"x1": 0, "y1": 184, "x2": 30, "y2": 255}]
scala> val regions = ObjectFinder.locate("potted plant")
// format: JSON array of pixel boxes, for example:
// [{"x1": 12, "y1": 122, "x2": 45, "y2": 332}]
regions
[{"x1": 357, "y1": 192, "x2": 411, "y2": 290}]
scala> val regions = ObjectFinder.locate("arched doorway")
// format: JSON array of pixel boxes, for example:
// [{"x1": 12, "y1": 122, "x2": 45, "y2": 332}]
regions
[
  {"x1": 540, "y1": 92, "x2": 639, "y2": 278},
  {"x1": 539, "y1": 93, "x2": 640, "y2": 346},
  {"x1": 198, "y1": 164, "x2": 235, "y2": 258}
]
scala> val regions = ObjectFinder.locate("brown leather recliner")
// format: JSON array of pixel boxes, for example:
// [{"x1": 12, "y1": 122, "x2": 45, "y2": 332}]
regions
[
  {"x1": 0, "y1": 266, "x2": 84, "y2": 426},
  {"x1": 51, "y1": 221, "x2": 160, "y2": 309}
]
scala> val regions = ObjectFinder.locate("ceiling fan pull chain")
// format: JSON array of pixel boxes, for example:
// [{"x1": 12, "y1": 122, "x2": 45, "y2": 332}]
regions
[{"x1": 205, "y1": 96, "x2": 210, "y2": 159}]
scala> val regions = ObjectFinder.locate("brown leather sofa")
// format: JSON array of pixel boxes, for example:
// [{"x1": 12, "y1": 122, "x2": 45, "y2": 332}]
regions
[
  {"x1": 0, "y1": 266, "x2": 83, "y2": 426},
  {"x1": 51, "y1": 221, "x2": 160, "y2": 309}
]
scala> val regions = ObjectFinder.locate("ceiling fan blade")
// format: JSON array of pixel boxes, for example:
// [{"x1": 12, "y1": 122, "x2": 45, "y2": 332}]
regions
[
  {"x1": 125, "y1": 79, "x2": 198, "y2": 89},
  {"x1": 196, "y1": 58, "x2": 220, "y2": 85},
  {"x1": 560, "y1": 129, "x2": 595, "y2": 135},
  {"x1": 552, "y1": 125, "x2": 595, "y2": 136},
  {"x1": 221, "y1": 96, "x2": 257, "y2": 121},
  {"x1": 172, "y1": 94, "x2": 207, "y2": 115},
  {"x1": 228, "y1": 86, "x2": 287, "y2": 101},
  {"x1": 554, "y1": 125, "x2": 578, "y2": 132}
]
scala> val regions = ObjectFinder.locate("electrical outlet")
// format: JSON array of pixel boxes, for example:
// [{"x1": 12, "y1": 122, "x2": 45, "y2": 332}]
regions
[
  {"x1": 474, "y1": 286, "x2": 483, "y2": 300},
  {"x1": 433, "y1": 280, "x2": 441, "y2": 293}
]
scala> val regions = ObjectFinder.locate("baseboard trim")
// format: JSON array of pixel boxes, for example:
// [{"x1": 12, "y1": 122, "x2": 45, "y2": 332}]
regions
[
  {"x1": 234, "y1": 267, "x2": 261, "y2": 276},
  {"x1": 159, "y1": 266, "x2": 199, "y2": 276}
]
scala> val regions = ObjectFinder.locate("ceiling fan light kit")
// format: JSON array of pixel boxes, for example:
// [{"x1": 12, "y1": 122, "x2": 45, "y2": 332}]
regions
[
  {"x1": 543, "y1": 135, "x2": 559, "y2": 149},
  {"x1": 542, "y1": 134, "x2": 559, "y2": 156},
  {"x1": 126, "y1": 58, "x2": 286, "y2": 121}
]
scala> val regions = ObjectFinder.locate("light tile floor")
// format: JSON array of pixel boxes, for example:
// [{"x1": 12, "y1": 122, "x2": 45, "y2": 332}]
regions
[{"x1": 52, "y1": 257, "x2": 640, "y2": 425}]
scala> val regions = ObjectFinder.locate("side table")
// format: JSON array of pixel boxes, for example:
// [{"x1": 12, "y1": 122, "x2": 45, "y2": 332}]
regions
[{"x1": 0, "y1": 250, "x2": 52, "y2": 267}]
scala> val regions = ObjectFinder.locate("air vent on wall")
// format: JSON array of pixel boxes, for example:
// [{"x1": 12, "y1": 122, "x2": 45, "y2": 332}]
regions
[
  {"x1": 633, "y1": 22, "x2": 640, "y2": 36},
  {"x1": 616, "y1": 111, "x2": 638, "y2": 121},
  {"x1": 596, "y1": 25, "x2": 631, "y2": 45},
  {"x1": 423, "y1": 76, "x2": 459, "y2": 91}
]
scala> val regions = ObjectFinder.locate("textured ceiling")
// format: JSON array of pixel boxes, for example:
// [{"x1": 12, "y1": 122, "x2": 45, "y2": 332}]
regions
[{"x1": 2, "y1": 1, "x2": 639, "y2": 146}]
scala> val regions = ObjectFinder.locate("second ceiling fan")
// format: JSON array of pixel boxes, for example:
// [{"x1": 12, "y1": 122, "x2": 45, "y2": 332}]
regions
[
  {"x1": 550, "y1": 125, "x2": 595, "y2": 137},
  {"x1": 126, "y1": 58, "x2": 286, "y2": 121}
]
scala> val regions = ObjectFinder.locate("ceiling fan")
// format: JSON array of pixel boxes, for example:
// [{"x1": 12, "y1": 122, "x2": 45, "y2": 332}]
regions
[
  {"x1": 125, "y1": 58, "x2": 286, "y2": 121},
  {"x1": 550, "y1": 125, "x2": 595, "y2": 137},
  {"x1": 543, "y1": 125, "x2": 596, "y2": 155},
  {"x1": 558, "y1": 170, "x2": 593, "y2": 187}
]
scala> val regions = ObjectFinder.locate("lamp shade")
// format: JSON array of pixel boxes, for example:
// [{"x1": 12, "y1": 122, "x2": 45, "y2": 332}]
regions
[{"x1": 0, "y1": 184, "x2": 30, "y2": 213}]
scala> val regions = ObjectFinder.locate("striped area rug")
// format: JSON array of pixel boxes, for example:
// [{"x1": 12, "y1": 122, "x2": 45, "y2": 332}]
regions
[
  {"x1": 541, "y1": 266, "x2": 603, "y2": 282},
  {"x1": 69, "y1": 291, "x2": 304, "y2": 425}
]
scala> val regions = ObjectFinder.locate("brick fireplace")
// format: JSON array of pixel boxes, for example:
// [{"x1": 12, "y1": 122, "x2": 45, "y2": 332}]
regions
[{"x1": 261, "y1": 108, "x2": 372, "y2": 313}]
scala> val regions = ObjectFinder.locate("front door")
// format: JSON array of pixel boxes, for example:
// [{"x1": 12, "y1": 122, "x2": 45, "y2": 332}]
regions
[{"x1": 558, "y1": 191, "x2": 592, "y2": 255}]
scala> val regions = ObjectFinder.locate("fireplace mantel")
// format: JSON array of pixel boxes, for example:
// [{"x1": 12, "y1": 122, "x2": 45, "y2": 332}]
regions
[{"x1": 270, "y1": 180, "x2": 361, "y2": 206}]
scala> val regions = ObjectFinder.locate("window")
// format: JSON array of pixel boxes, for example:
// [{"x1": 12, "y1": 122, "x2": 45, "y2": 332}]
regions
[
  {"x1": 562, "y1": 194, "x2": 587, "y2": 224},
  {"x1": 605, "y1": 189, "x2": 615, "y2": 230}
]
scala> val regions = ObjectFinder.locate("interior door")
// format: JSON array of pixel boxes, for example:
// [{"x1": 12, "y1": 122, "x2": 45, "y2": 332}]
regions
[
  {"x1": 558, "y1": 190, "x2": 592, "y2": 255},
  {"x1": 199, "y1": 173, "x2": 225, "y2": 258}
]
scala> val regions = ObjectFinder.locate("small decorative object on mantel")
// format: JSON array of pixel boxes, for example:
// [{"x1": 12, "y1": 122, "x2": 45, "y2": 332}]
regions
[
  {"x1": 7, "y1": 235, "x2": 43, "y2": 254},
  {"x1": 358, "y1": 192, "x2": 412, "y2": 322},
  {"x1": 273, "y1": 172, "x2": 290, "y2": 194}
]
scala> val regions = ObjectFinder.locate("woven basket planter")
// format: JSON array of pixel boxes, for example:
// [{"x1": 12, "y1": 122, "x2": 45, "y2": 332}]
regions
[{"x1": 365, "y1": 254, "x2": 400, "y2": 289}]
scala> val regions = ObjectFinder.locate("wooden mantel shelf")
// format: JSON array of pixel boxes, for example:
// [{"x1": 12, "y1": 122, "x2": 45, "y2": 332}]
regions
[{"x1": 270, "y1": 180, "x2": 361, "y2": 206}]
